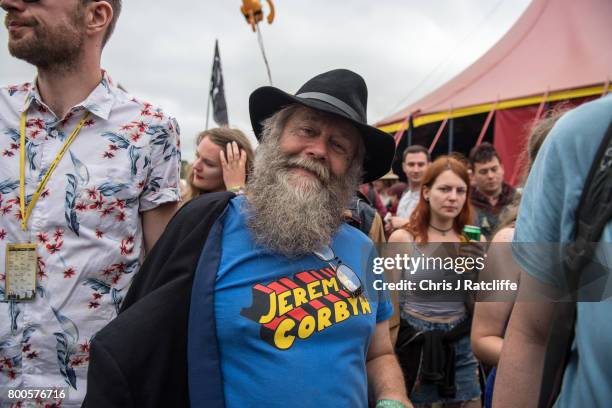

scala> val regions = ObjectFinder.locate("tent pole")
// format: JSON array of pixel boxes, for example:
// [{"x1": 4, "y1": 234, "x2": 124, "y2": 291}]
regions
[
  {"x1": 509, "y1": 155, "x2": 524, "y2": 186},
  {"x1": 448, "y1": 118, "x2": 454, "y2": 153},
  {"x1": 533, "y1": 89, "x2": 550, "y2": 124},
  {"x1": 476, "y1": 102, "x2": 498, "y2": 146},
  {"x1": 393, "y1": 115, "x2": 410, "y2": 147},
  {"x1": 509, "y1": 91, "x2": 549, "y2": 186},
  {"x1": 428, "y1": 116, "x2": 449, "y2": 154},
  {"x1": 407, "y1": 116, "x2": 414, "y2": 146},
  {"x1": 602, "y1": 78, "x2": 610, "y2": 96}
]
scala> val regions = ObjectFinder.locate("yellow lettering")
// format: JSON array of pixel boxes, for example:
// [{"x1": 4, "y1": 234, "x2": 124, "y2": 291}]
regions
[
  {"x1": 317, "y1": 307, "x2": 332, "y2": 331},
  {"x1": 274, "y1": 318, "x2": 296, "y2": 350},
  {"x1": 258, "y1": 292, "x2": 277, "y2": 324},
  {"x1": 334, "y1": 301, "x2": 350, "y2": 323},
  {"x1": 359, "y1": 296, "x2": 372, "y2": 314},
  {"x1": 321, "y1": 278, "x2": 339, "y2": 295},
  {"x1": 293, "y1": 287, "x2": 308, "y2": 308},
  {"x1": 347, "y1": 297, "x2": 360, "y2": 314},
  {"x1": 297, "y1": 315, "x2": 316, "y2": 339},
  {"x1": 307, "y1": 281, "x2": 323, "y2": 300},
  {"x1": 277, "y1": 291, "x2": 294, "y2": 316}
]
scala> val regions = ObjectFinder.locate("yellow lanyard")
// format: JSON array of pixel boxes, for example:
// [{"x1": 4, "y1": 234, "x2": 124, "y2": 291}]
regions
[{"x1": 19, "y1": 110, "x2": 91, "y2": 231}]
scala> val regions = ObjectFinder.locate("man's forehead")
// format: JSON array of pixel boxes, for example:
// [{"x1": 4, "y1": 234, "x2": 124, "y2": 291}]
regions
[
  {"x1": 404, "y1": 152, "x2": 428, "y2": 164},
  {"x1": 474, "y1": 157, "x2": 501, "y2": 169},
  {"x1": 291, "y1": 106, "x2": 324, "y2": 122},
  {"x1": 290, "y1": 106, "x2": 360, "y2": 136}
]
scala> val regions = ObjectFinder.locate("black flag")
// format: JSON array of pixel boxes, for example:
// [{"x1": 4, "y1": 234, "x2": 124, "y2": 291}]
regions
[{"x1": 209, "y1": 40, "x2": 229, "y2": 126}]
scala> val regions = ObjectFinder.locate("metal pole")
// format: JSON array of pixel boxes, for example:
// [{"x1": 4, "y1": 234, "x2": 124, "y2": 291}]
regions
[
  {"x1": 205, "y1": 40, "x2": 217, "y2": 130},
  {"x1": 256, "y1": 22, "x2": 273, "y2": 85},
  {"x1": 448, "y1": 117, "x2": 454, "y2": 153},
  {"x1": 205, "y1": 93, "x2": 211, "y2": 130}
]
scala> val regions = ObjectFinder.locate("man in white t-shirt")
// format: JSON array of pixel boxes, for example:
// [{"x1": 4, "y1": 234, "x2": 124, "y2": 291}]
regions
[{"x1": 387, "y1": 145, "x2": 430, "y2": 231}]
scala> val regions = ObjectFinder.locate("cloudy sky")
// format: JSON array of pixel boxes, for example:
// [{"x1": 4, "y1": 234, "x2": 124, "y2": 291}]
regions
[{"x1": 1, "y1": 0, "x2": 531, "y2": 161}]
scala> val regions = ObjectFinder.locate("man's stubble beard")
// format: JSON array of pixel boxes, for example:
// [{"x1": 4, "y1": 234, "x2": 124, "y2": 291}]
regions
[
  {"x1": 245, "y1": 136, "x2": 362, "y2": 259},
  {"x1": 6, "y1": 8, "x2": 86, "y2": 71}
]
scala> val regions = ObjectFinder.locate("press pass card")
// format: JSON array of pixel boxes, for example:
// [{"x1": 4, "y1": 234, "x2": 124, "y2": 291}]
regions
[{"x1": 5, "y1": 243, "x2": 38, "y2": 301}]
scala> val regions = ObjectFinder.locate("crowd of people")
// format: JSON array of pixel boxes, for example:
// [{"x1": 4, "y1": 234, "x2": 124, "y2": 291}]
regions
[{"x1": 1, "y1": 1, "x2": 611, "y2": 408}]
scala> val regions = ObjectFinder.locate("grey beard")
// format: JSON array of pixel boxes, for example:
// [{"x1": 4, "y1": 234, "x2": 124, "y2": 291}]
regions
[{"x1": 245, "y1": 139, "x2": 360, "y2": 258}]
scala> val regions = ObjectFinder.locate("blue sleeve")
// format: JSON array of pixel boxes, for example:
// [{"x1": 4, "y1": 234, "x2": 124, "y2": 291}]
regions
[
  {"x1": 375, "y1": 293, "x2": 394, "y2": 323},
  {"x1": 513, "y1": 96, "x2": 612, "y2": 286}
]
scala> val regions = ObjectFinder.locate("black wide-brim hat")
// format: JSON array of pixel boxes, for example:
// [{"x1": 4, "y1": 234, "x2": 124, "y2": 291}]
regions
[{"x1": 249, "y1": 69, "x2": 396, "y2": 183}]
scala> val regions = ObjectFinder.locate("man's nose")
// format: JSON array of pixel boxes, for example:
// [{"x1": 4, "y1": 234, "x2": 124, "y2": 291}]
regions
[
  {"x1": 1, "y1": 0, "x2": 25, "y2": 12},
  {"x1": 304, "y1": 136, "x2": 329, "y2": 162}
]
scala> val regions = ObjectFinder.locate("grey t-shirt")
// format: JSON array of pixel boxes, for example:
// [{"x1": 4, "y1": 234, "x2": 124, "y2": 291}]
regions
[{"x1": 399, "y1": 242, "x2": 466, "y2": 320}]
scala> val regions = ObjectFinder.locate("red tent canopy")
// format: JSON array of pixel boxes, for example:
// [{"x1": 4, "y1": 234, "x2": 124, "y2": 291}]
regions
[{"x1": 377, "y1": 0, "x2": 612, "y2": 183}]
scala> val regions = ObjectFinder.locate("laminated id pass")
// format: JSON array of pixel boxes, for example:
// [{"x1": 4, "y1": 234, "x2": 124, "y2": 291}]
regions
[{"x1": 5, "y1": 243, "x2": 37, "y2": 301}]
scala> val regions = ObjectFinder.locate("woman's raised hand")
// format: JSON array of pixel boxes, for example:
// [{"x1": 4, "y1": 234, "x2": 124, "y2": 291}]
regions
[{"x1": 220, "y1": 141, "x2": 247, "y2": 191}]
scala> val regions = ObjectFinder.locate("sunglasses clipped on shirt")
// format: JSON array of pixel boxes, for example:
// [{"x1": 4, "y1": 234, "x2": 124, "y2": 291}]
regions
[{"x1": 312, "y1": 246, "x2": 364, "y2": 298}]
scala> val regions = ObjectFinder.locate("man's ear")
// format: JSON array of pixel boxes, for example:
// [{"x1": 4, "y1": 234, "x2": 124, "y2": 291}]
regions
[{"x1": 84, "y1": 1, "x2": 113, "y2": 41}]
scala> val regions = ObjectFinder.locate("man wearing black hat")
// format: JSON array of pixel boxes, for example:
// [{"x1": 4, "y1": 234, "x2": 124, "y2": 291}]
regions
[{"x1": 84, "y1": 69, "x2": 411, "y2": 408}]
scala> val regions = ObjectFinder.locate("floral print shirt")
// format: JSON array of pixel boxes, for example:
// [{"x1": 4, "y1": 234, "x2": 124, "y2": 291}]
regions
[{"x1": 0, "y1": 71, "x2": 181, "y2": 406}]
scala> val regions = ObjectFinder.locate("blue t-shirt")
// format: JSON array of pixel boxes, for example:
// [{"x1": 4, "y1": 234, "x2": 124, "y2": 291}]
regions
[
  {"x1": 513, "y1": 95, "x2": 612, "y2": 407},
  {"x1": 214, "y1": 196, "x2": 393, "y2": 408}
]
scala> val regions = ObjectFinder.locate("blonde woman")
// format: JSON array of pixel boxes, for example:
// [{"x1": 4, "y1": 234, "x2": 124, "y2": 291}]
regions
[{"x1": 183, "y1": 128, "x2": 255, "y2": 202}]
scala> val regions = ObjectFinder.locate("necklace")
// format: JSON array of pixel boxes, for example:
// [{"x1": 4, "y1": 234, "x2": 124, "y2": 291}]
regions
[{"x1": 429, "y1": 224, "x2": 453, "y2": 236}]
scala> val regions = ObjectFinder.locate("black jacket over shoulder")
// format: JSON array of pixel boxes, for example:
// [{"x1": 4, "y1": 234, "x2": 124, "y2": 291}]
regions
[{"x1": 82, "y1": 192, "x2": 234, "y2": 408}]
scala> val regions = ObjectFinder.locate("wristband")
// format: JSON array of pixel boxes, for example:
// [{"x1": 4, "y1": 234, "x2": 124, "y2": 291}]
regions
[
  {"x1": 227, "y1": 185, "x2": 245, "y2": 194},
  {"x1": 376, "y1": 399, "x2": 407, "y2": 408}
]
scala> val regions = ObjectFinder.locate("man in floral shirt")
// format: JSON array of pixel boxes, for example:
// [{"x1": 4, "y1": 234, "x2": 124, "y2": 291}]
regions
[{"x1": 0, "y1": 0, "x2": 180, "y2": 405}]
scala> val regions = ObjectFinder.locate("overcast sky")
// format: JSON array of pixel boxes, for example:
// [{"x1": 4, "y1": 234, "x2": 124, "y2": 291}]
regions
[{"x1": 1, "y1": 0, "x2": 531, "y2": 161}]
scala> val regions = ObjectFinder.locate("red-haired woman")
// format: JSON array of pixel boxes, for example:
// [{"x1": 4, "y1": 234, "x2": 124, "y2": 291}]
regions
[{"x1": 389, "y1": 156, "x2": 484, "y2": 407}]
